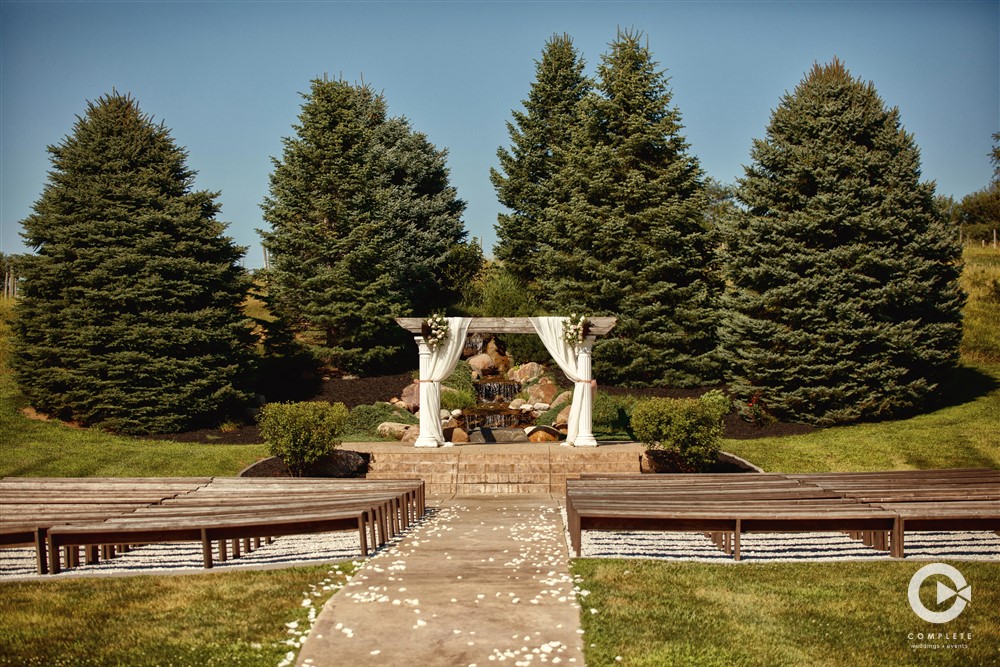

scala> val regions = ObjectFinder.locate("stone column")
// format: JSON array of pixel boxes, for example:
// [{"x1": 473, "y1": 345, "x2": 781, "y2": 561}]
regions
[
  {"x1": 414, "y1": 336, "x2": 440, "y2": 448},
  {"x1": 574, "y1": 337, "x2": 598, "y2": 447}
]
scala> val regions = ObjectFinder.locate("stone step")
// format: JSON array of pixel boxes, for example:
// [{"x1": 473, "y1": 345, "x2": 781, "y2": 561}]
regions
[{"x1": 364, "y1": 444, "x2": 643, "y2": 494}]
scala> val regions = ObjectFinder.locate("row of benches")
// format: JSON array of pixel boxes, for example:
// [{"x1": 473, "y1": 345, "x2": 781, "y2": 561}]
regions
[
  {"x1": 1, "y1": 477, "x2": 425, "y2": 575},
  {"x1": 565, "y1": 468, "x2": 1000, "y2": 560}
]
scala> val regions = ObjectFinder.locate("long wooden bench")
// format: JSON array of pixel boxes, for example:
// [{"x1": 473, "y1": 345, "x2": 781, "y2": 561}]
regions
[
  {"x1": 0, "y1": 477, "x2": 425, "y2": 574},
  {"x1": 566, "y1": 469, "x2": 1000, "y2": 560}
]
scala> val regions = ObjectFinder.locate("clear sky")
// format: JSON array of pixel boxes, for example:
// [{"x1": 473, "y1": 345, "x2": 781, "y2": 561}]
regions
[{"x1": 2, "y1": 1, "x2": 997, "y2": 269}]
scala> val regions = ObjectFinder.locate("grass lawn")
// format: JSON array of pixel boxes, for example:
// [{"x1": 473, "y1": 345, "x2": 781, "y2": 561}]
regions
[
  {"x1": 0, "y1": 562, "x2": 357, "y2": 667},
  {"x1": 573, "y1": 560, "x2": 999, "y2": 667}
]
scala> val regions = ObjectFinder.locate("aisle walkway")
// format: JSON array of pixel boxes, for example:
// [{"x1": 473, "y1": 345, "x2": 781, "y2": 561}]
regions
[{"x1": 296, "y1": 496, "x2": 585, "y2": 667}]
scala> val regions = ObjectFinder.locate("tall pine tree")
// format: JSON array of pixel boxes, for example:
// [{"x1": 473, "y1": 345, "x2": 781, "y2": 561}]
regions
[
  {"x1": 491, "y1": 34, "x2": 590, "y2": 286},
  {"x1": 539, "y1": 30, "x2": 721, "y2": 386},
  {"x1": 13, "y1": 93, "x2": 255, "y2": 434},
  {"x1": 261, "y1": 78, "x2": 471, "y2": 374},
  {"x1": 720, "y1": 59, "x2": 965, "y2": 425}
]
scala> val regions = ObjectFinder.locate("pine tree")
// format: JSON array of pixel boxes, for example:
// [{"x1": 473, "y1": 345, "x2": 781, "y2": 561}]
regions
[
  {"x1": 13, "y1": 93, "x2": 255, "y2": 434},
  {"x1": 720, "y1": 59, "x2": 965, "y2": 425},
  {"x1": 491, "y1": 34, "x2": 590, "y2": 285},
  {"x1": 539, "y1": 29, "x2": 721, "y2": 386},
  {"x1": 261, "y1": 78, "x2": 471, "y2": 374}
]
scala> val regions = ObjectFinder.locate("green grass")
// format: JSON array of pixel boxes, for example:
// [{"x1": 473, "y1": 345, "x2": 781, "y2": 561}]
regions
[
  {"x1": 724, "y1": 359, "x2": 1000, "y2": 472},
  {"x1": 572, "y1": 560, "x2": 1000, "y2": 667},
  {"x1": 0, "y1": 562, "x2": 357, "y2": 667},
  {"x1": 959, "y1": 246, "x2": 1000, "y2": 362}
]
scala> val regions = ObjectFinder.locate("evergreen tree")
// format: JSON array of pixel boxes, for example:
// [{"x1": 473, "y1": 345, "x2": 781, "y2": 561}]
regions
[
  {"x1": 13, "y1": 93, "x2": 255, "y2": 434},
  {"x1": 491, "y1": 34, "x2": 590, "y2": 285},
  {"x1": 261, "y1": 78, "x2": 471, "y2": 374},
  {"x1": 539, "y1": 29, "x2": 721, "y2": 386},
  {"x1": 720, "y1": 59, "x2": 965, "y2": 425}
]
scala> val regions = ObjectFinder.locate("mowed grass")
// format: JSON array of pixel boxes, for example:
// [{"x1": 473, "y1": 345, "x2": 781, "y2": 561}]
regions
[
  {"x1": 573, "y1": 560, "x2": 1000, "y2": 667},
  {"x1": 0, "y1": 562, "x2": 357, "y2": 667}
]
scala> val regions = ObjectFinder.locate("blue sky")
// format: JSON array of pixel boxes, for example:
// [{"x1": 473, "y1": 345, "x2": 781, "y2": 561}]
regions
[{"x1": 2, "y1": 1, "x2": 997, "y2": 269}]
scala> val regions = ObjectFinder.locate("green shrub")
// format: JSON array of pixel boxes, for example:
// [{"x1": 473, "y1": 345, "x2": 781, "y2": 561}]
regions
[
  {"x1": 631, "y1": 391, "x2": 731, "y2": 472},
  {"x1": 441, "y1": 388, "x2": 476, "y2": 412},
  {"x1": 442, "y1": 360, "x2": 475, "y2": 394},
  {"x1": 346, "y1": 403, "x2": 417, "y2": 437},
  {"x1": 257, "y1": 402, "x2": 348, "y2": 476},
  {"x1": 592, "y1": 393, "x2": 638, "y2": 438}
]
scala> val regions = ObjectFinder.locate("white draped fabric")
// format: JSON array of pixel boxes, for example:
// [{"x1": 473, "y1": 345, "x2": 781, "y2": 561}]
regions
[
  {"x1": 415, "y1": 317, "x2": 472, "y2": 447},
  {"x1": 529, "y1": 317, "x2": 597, "y2": 447}
]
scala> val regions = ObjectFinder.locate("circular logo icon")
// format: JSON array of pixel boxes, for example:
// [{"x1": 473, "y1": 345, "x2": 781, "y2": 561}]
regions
[{"x1": 908, "y1": 563, "x2": 972, "y2": 624}]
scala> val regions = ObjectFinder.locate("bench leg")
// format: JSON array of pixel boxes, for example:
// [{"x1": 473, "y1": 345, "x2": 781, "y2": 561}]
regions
[
  {"x1": 891, "y1": 518, "x2": 905, "y2": 559},
  {"x1": 734, "y1": 520, "x2": 741, "y2": 562},
  {"x1": 358, "y1": 516, "x2": 369, "y2": 556},
  {"x1": 201, "y1": 529, "x2": 213, "y2": 569},
  {"x1": 34, "y1": 528, "x2": 48, "y2": 575},
  {"x1": 47, "y1": 534, "x2": 61, "y2": 575}
]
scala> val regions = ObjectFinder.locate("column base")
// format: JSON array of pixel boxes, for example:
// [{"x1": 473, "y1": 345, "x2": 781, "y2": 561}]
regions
[{"x1": 414, "y1": 435, "x2": 441, "y2": 448}]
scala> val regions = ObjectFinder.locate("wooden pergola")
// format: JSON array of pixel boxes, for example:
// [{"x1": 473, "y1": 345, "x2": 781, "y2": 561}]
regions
[{"x1": 396, "y1": 316, "x2": 617, "y2": 447}]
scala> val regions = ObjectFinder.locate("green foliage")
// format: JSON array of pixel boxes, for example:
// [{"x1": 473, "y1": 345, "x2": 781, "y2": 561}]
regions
[
  {"x1": 257, "y1": 401, "x2": 348, "y2": 476},
  {"x1": 631, "y1": 391, "x2": 730, "y2": 471},
  {"x1": 720, "y1": 59, "x2": 965, "y2": 425},
  {"x1": 958, "y1": 183, "x2": 1000, "y2": 243},
  {"x1": 442, "y1": 359, "x2": 475, "y2": 394},
  {"x1": 492, "y1": 33, "x2": 590, "y2": 286},
  {"x1": 461, "y1": 264, "x2": 551, "y2": 364},
  {"x1": 440, "y1": 388, "x2": 476, "y2": 412},
  {"x1": 535, "y1": 391, "x2": 572, "y2": 426},
  {"x1": 11, "y1": 92, "x2": 256, "y2": 434},
  {"x1": 532, "y1": 29, "x2": 722, "y2": 386},
  {"x1": 261, "y1": 77, "x2": 471, "y2": 374},
  {"x1": 591, "y1": 393, "x2": 637, "y2": 437},
  {"x1": 345, "y1": 402, "x2": 416, "y2": 437},
  {"x1": 958, "y1": 247, "x2": 1000, "y2": 361}
]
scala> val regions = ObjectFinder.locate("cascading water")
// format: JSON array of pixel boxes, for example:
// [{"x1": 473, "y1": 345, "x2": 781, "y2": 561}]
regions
[{"x1": 461, "y1": 379, "x2": 531, "y2": 431}]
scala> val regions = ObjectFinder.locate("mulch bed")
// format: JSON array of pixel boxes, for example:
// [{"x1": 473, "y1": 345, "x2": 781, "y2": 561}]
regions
[{"x1": 143, "y1": 370, "x2": 812, "y2": 445}]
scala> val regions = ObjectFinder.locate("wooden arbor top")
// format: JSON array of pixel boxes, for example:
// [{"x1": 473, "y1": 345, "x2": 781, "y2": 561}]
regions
[{"x1": 395, "y1": 316, "x2": 618, "y2": 336}]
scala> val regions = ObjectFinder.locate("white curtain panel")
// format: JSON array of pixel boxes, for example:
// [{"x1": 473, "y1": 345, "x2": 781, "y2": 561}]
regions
[
  {"x1": 529, "y1": 317, "x2": 593, "y2": 446},
  {"x1": 417, "y1": 317, "x2": 472, "y2": 446}
]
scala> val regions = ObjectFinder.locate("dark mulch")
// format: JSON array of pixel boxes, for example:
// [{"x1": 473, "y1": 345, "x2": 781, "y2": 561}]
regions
[{"x1": 142, "y1": 370, "x2": 813, "y2": 445}]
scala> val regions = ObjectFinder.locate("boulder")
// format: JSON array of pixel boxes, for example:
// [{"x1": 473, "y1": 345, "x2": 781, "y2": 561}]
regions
[
  {"x1": 486, "y1": 338, "x2": 512, "y2": 375},
  {"x1": 532, "y1": 402, "x2": 550, "y2": 412},
  {"x1": 526, "y1": 377, "x2": 559, "y2": 405},
  {"x1": 552, "y1": 391, "x2": 573, "y2": 408},
  {"x1": 467, "y1": 427, "x2": 530, "y2": 444},
  {"x1": 376, "y1": 422, "x2": 412, "y2": 440},
  {"x1": 400, "y1": 425, "x2": 420, "y2": 444},
  {"x1": 556, "y1": 403, "x2": 572, "y2": 424},
  {"x1": 509, "y1": 398, "x2": 526, "y2": 410},
  {"x1": 467, "y1": 353, "x2": 496, "y2": 374},
  {"x1": 508, "y1": 362, "x2": 544, "y2": 384},
  {"x1": 440, "y1": 408, "x2": 452, "y2": 420},
  {"x1": 400, "y1": 381, "x2": 420, "y2": 411},
  {"x1": 527, "y1": 425, "x2": 561, "y2": 443},
  {"x1": 444, "y1": 426, "x2": 469, "y2": 443}
]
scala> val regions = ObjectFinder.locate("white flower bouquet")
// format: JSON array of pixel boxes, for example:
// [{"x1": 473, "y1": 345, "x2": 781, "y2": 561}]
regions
[
  {"x1": 562, "y1": 312, "x2": 589, "y2": 346},
  {"x1": 422, "y1": 313, "x2": 450, "y2": 350}
]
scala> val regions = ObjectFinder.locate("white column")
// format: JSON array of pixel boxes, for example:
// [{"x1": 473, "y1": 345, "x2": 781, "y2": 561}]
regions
[
  {"x1": 573, "y1": 337, "x2": 598, "y2": 447},
  {"x1": 414, "y1": 336, "x2": 440, "y2": 448}
]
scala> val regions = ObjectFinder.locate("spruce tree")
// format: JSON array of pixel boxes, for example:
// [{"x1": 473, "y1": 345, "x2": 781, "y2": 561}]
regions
[
  {"x1": 13, "y1": 93, "x2": 255, "y2": 434},
  {"x1": 491, "y1": 34, "x2": 590, "y2": 286},
  {"x1": 261, "y1": 78, "x2": 471, "y2": 374},
  {"x1": 720, "y1": 59, "x2": 965, "y2": 425},
  {"x1": 539, "y1": 29, "x2": 721, "y2": 386}
]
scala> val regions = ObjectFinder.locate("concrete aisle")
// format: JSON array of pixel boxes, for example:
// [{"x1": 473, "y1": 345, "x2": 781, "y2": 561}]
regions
[{"x1": 296, "y1": 496, "x2": 586, "y2": 667}]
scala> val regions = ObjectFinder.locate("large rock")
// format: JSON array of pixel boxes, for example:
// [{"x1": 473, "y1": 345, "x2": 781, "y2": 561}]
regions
[
  {"x1": 467, "y1": 427, "x2": 530, "y2": 444},
  {"x1": 556, "y1": 403, "x2": 572, "y2": 424},
  {"x1": 526, "y1": 377, "x2": 559, "y2": 405},
  {"x1": 508, "y1": 362, "x2": 544, "y2": 384},
  {"x1": 486, "y1": 338, "x2": 512, "y2": 375},
  {"x1": 444, "y1": 426, "x2": 469, "y2": 443},
  {"x1": 467, "y1": 353, "x2": 496, "y2": 374},
  {"x1": 552, "y1": 390, "x2": 573, "y2": 408},
  {"x1": 526, "y1": 425, "x2": 561, "y2": 443},
  {"x1": 400, "y1": 381, "x2": 420, "y2": 411},
  {"x1": 377, "y1": 422, "x2": 412, "y2": 440},
  {"x1": 400, "y1": 425, "x2": 420, "y2": 444}
]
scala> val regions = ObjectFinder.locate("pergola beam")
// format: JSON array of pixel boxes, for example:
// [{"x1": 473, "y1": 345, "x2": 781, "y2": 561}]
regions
[{"x1": 395, "y1": 316, "x2": 617, "y2": 336}]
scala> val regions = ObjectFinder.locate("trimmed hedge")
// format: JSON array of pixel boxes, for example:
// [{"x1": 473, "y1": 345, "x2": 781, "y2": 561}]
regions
[{"x1": 631, "y1": 390, "x2": 731, "y2": 472}]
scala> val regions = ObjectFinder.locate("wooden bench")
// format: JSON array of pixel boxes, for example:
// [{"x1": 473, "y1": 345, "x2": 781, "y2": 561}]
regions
[
  {"x1": 566, "y1": 470, "x2": 1000, "y2": 560},
  {"x1": 1, "y1": 477, "x2": 425, "y2": 574}
]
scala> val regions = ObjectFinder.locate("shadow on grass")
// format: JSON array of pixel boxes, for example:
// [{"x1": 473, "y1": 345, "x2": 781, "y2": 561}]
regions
[{"x1": 930, "y1": 362, "x2": 1000, "y2": 411}]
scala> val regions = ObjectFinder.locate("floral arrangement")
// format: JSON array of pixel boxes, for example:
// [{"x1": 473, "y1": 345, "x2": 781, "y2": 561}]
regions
[
  {"x1": 562, "y1": 312, "x2": 589, "y2": 346},
  {"x1": 422, "y1": 313, "x2": 450, "y2": 351}
]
